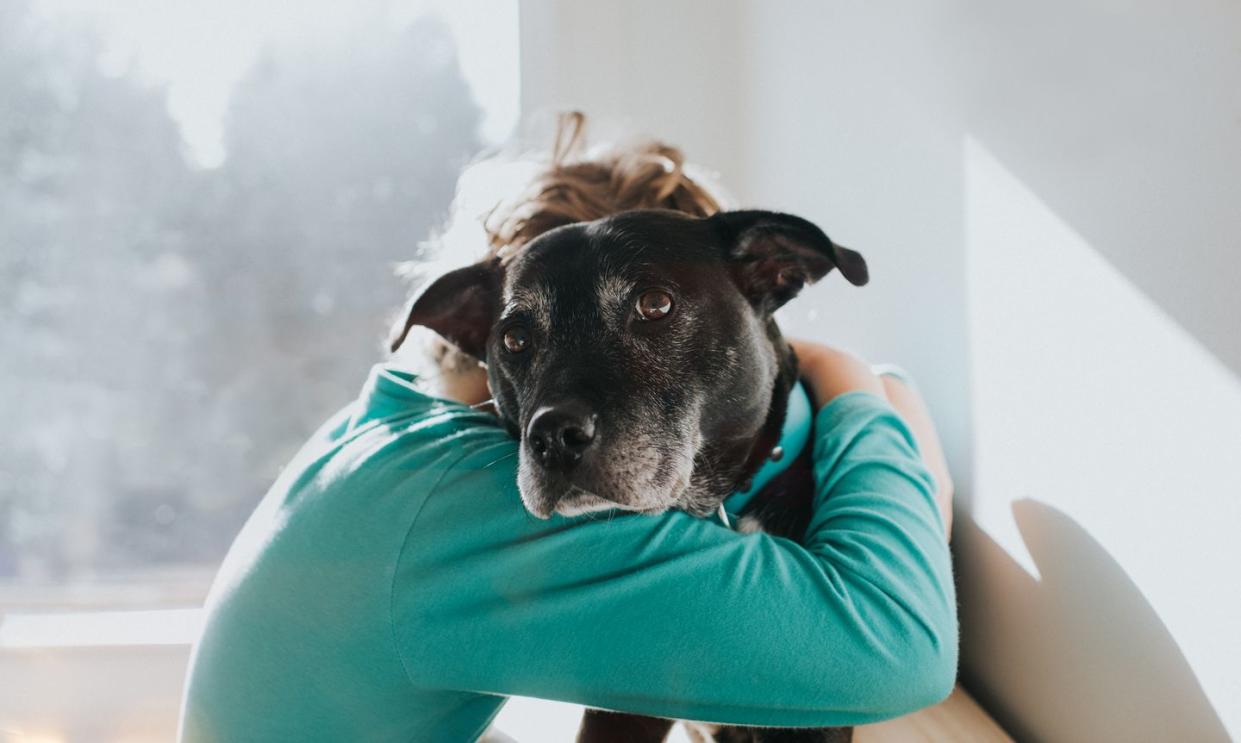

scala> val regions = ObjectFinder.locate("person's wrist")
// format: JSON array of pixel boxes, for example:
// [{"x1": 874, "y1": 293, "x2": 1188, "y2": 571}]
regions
[{"x1": 790, "y1": 340, "x2": 885, "y2": 409}]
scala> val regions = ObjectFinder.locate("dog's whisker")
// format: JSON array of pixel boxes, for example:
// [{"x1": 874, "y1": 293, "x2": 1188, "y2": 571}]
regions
[{"x1": 481, "y1": 451, "x2": 517, "y2": 470}]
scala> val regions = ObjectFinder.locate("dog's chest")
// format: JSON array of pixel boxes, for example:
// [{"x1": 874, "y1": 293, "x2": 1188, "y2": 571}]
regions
[{"x1": 730, "y1": 440, "x2": 817, "y2": 541}]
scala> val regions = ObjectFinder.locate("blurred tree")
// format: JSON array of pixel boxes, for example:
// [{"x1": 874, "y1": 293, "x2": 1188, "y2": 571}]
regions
[
  {"x1": 0, "y1": 3, "x2": 482, "y2": 579},
  {"x1": 1, "y1": 0, "x2": 197, "y2": 577}
]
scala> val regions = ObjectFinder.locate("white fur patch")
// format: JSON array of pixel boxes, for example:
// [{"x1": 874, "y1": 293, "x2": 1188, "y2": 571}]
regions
[{"x1": 736, "y1": 515, "x2": 765, "y2": 534}]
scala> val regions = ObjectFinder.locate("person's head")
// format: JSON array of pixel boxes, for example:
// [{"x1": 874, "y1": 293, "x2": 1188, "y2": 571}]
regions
[{"x1": 407, "y1": 112, "x2": 725, "y2": 402}]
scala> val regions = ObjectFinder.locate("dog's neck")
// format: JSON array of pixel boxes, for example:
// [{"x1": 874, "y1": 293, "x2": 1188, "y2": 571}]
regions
[
  {"x1": 718, "y1": 378, "x2": 813, "y2": 527},
  {"x1": 737, "y1": 342, "x2": 799, "y2": 488},
  {"x1": 698, "y1": 335, "x2": 810, "y2": 523}
]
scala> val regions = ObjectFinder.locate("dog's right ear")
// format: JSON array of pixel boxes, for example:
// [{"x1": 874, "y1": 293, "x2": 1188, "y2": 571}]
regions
[
  {"x1": 388, "y1": 259, "x2": 501, "y2": 359},
  {"x1": 712, "y1": 210, "x2": 868, "y2": 314}
]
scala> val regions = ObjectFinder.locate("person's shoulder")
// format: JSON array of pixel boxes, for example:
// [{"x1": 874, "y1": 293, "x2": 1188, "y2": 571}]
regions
[
  {"x1": 385, "y1": 400, "x2": 516, "y2": 473},
  {"x1": 366, "y1": 385, "x2": 520, "y2": 511},
  {"x1": 276, "y1": 368, "x2": 518, "y2": 518},
  {"x1": 408, "y1": 411, "x2": 520, "y2": 514},
  {"x1": 388, "y1": 401, "x2": 510, "y2": 443},
  {"x1": 344, "y1": 363, "x2": 515, "y2": 459}
]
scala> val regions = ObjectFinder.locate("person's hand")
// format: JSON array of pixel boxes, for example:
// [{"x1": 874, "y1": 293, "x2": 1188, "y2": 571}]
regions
[
  {"x1": 786, "y1": 338, "x2": 885, "y2": 408},
  {"x1": 789, "y1": 338, "x2": 955, "y2": 539}
]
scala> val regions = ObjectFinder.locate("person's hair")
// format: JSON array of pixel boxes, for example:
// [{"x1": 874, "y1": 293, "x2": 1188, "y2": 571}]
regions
[
  {"x1": 483, "y1": 111, "x2": 721, "y2": 260},
  {"x1": 425, "y1": 111, "x2": 724, "y2": 375}
]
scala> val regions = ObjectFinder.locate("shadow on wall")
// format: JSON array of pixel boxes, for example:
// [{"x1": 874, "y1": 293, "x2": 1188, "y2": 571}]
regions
[{"x1": 955, "y1": 502, "x2": 1229, "y2": 743}]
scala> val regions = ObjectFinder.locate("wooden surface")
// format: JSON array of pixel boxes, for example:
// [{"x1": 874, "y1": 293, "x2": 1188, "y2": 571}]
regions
[
  {"x1": 485, "y1": 684, "x2": 1012, "y2": 742},
  {"x1": 856, "y1": 685, "x2": 1012, "y2": 743}
]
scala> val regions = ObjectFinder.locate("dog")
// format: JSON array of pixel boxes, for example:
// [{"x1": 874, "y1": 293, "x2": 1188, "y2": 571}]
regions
[{"x1": 391, "y1": 208, "x2": 868, "y2": 742}]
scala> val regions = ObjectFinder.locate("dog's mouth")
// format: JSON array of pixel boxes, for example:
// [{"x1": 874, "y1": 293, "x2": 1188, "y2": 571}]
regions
[
  {"x1": 547, "y1": 488, "x2": 622, "y2": 518},
  {"x1": 519, "y1": 476, "x2": 690, "y2": 520},
  {"x1": 516, "y1": 441, "x2": 696, "y2": 520}
]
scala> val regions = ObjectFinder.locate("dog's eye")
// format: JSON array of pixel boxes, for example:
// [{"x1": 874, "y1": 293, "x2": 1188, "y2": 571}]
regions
[
  {"x1": 502, "y1": 325, "x2": 530, "y2": 353},
  {"x1": 635, "y1": 289, "x2": 674, "y2": 321}
]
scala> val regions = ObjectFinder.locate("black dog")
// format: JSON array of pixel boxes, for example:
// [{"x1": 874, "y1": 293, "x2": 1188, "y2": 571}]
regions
[{"x1": 392, "y1": 209, "x2": 868, "y2": 742}]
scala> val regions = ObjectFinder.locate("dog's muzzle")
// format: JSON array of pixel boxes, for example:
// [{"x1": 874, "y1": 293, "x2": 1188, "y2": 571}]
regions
[{"x1": 518, "y1": 398, "x2": 691, "y2": 519}]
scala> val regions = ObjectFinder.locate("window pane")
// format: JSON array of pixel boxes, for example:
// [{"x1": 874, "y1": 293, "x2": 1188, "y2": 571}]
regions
[{"x1": 0, "y1": 0, "x2": 518, "y2": 603}]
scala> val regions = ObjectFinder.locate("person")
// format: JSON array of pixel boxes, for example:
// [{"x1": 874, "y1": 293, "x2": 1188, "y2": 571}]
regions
[{"x1": 178, "y1": 115, "x2": 957, "y2": 742}]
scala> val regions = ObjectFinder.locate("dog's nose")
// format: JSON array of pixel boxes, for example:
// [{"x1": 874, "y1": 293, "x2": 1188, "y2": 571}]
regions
[{"x1": 526, "y1": 402, "x2": 597, "y2": 470}]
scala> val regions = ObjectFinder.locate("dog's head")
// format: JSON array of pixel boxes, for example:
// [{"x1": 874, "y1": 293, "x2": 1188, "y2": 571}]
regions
[{"x1": 391, "y1": 209, "x2": 867, "y2": 518}]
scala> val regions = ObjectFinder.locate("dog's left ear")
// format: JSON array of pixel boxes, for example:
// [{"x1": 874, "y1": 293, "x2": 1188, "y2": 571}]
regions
[
  {"x1": 389, "y1": 259, "x2": 501, "y2": 359},
  {"x1": 712, "y1": 210, "x2": 868, "y2": 312}
]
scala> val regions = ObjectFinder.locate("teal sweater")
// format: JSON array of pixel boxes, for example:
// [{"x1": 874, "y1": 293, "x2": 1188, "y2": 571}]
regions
[{"x1": 178, "y1": 364, "x2": 957, "y2": 742}]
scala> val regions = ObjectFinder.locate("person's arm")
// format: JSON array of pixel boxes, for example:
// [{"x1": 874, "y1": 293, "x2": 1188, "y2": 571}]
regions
[
  {"x1": 392, "y1": 350, "x2": 956, "y2": 729},
  {"x1": 788, "y1": 340, "x2": 954, "y2": 538},
  {"x1": 879, "y1": 374, "x2": 954, "y2": 538}
]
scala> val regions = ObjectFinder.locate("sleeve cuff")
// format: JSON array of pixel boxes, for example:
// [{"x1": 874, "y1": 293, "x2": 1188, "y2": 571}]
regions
[
  {"x1": 813, "y1": 389, "x2": 893, "y2": 426},
  {"x1": 813, "y1": 389, "x2": 925, "y2": 463}
]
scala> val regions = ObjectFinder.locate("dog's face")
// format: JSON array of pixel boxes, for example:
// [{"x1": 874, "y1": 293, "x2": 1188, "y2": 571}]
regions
[{"x1": 391, "y1": 210, "x2": 866, "y2": 518}]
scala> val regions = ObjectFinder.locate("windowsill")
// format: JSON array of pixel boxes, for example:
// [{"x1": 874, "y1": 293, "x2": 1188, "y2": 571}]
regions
[
  {"x1": 0, "y1": 565, "x2": 215, "y2": 611},
  {"x1": 0, "y1": 607, "x2": 203, "y2": 649},
  {"x1": 0, "y1": 565, "x2": 214, "y2": 649}
]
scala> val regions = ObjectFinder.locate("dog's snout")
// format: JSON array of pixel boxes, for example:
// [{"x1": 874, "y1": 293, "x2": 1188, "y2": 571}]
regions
[{"x1": 526, "y1": 402, "x2": 597, "y2": 470}]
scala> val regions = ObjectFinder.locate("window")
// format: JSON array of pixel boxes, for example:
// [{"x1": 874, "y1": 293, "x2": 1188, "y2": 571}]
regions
[{"x1": 0, "y1": 0, "x2": 519, "y2": 610}]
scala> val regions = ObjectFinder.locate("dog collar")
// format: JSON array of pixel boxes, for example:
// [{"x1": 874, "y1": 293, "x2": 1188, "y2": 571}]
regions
[{"x1": 717, "y1": 381, "x2": 813, "y2": 529}]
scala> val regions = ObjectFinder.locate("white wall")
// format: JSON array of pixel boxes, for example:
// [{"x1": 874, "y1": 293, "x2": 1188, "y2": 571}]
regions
[
  {"x1": 964, "y1": 138, "x2": 1239, "y2": 741},
  {"x1": 518, "y1": 0, "x2": 749, "y2": 200},
  {"x1": 521, "y1": 1, "x2": 1241, "y2": 740},
  {"x1": 520, "y1": 0, "x2": 975, "y2": 485}
]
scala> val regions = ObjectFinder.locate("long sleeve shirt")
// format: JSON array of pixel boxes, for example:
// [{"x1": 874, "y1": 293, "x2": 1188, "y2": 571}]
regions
[{"x1": 178, "y1": 363, "x2": 957, "y2": 742}]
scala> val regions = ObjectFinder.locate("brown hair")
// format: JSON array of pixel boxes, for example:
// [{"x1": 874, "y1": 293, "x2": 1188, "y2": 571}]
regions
[
  {"x1": 484, "y1": 111, "x2": 722, "y2": 260},
  {"x1": 429, "y1": 112, "x2": 723, "y2": 374}
]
